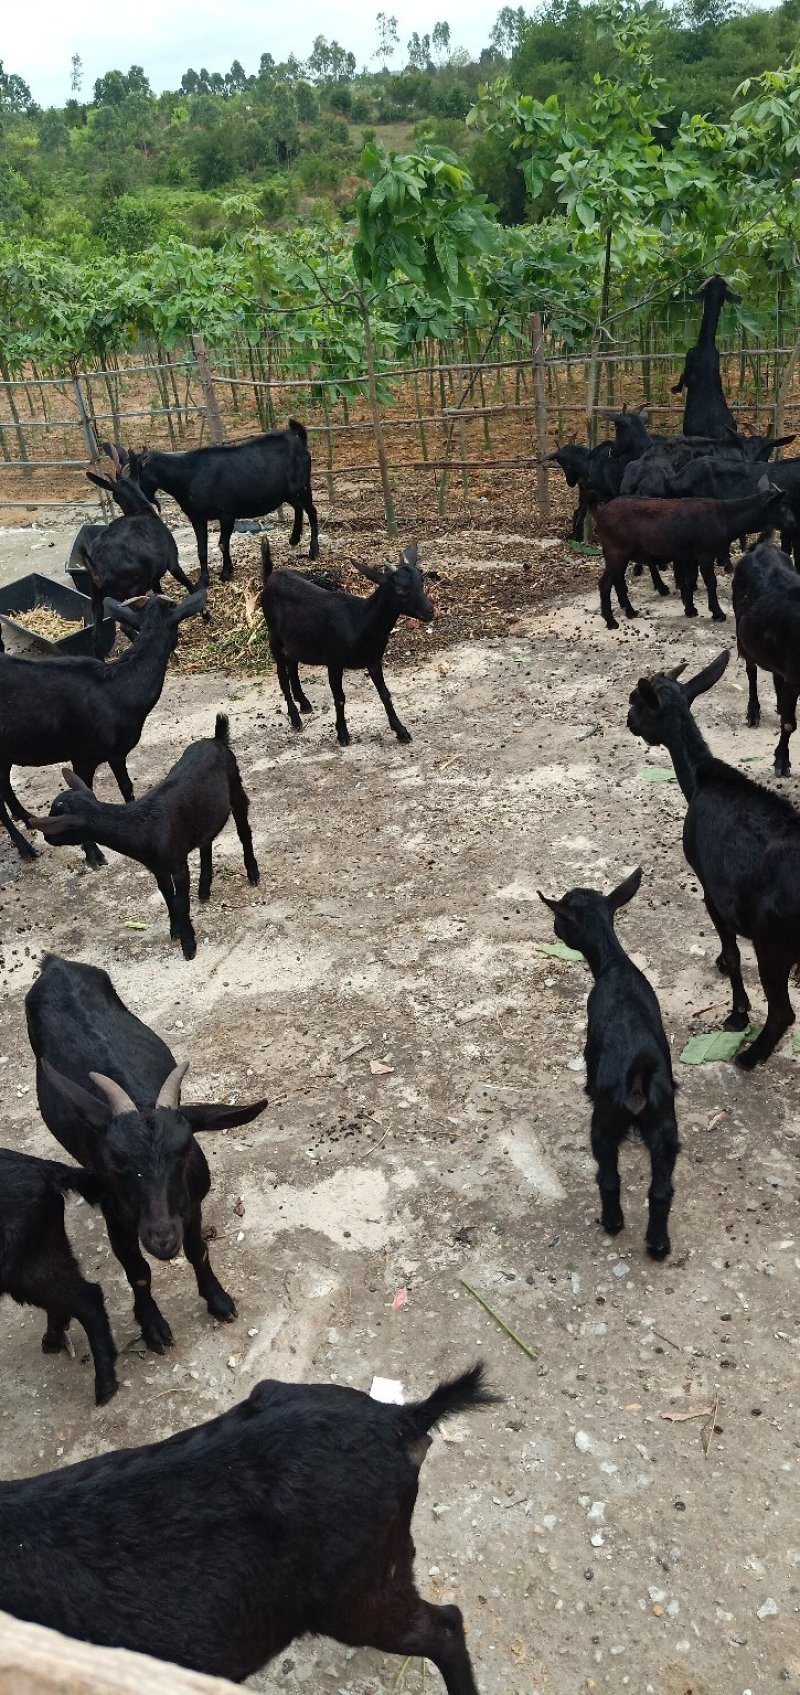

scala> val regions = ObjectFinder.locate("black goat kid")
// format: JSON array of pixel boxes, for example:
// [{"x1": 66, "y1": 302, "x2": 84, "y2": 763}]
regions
[
  {"x1": 0, "y1": 1149, "x2": 117, "y2": 1405},
  {"x1": 26, "y1": 954, "x2": 269, "y2": 1353},
  {"x1": 0, "y1": 1365, "x2": 494, "y2": 1692},
  {"x1": 539, "y1": 870, "x2": 678, "y2": 1258},
  {"x1": 261, "y1": 540, "x2": 433, "y2": 745},
  {"x1": 30, "y1": 715, "x2": 259, "y2": 960},
  {"x1": 75, "y1": 454, "x2": 200, "y2": 654},
  {"x1": 627, "y1": 650, "x2": 800, "y2": 1067}
]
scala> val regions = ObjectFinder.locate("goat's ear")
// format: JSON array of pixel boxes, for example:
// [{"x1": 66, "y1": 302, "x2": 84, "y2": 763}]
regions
[
  {"x1": 664, "y1": 663, "x2": 686, "y2": 681},
  {"x1": 40, "y1": 1058, "x2": 112, "y2": 1131},
  {"x1": 181, "y1": 1095, "x2": 269, "y2": 1133},
  {"x1": 684, "y1": 649, "x2": 730, "y2": 703},
  {"x1": 537, "y1": 890, "x2": 569, "y2": 919},
  {"x1": 636, "y1": 677, "x2": 660, "y2": 707},
  {"x1": 62, "y1": 768, "x2": 92, "y2": 792},
  {"x1": 27, "y1": 813, "x2": 84, "y2": 835},
  {"x1": 773, "y1": 434, "x2": 795, "y2": 451},
  {"x1": 172, "y1": 586, "x2": 207, "y2": 623},
  {"x1": 401, "y1": 543, "x2": 418, "y2": 568},
  {"x1": 86, "y1": 471, "x2": 114, "y2": 493},
  {"x1": 103, "y1": 597, "x2": 143, "y2": 630},
  {"x1": 608, "y1": 867, "x2": 642, "y2": 912},
  {"x1": 353, "y1": 562, "x2": 386, "y2": 585},
  {"x1": 757, "y1": 473, "x2": 770, "y2": 494}
]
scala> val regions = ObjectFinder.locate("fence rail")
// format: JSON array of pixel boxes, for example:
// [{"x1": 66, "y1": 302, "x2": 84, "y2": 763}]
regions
[{"x1": 2, "y1": 332, "x2": 799, "y2": 529}]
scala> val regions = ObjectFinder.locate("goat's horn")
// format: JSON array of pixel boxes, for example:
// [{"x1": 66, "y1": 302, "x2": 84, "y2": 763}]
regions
[
  {"x1": 155, "y1": 1060, "x2": 189, "y2": 1110},
  {"x1": 665, "y1": 663, "x2": 687, "y2": 680},
  {"x1": 88, "y1": 1071, "x2": 138, "y2": 1117}
]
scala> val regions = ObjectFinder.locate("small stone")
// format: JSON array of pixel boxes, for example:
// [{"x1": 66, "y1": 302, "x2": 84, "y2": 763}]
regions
[
  {"x1": 613, "y1": 1262, "x2": 630, "y2": 1279},
  {"x1": 575, "y1": 1430, "x2": 592, "y2": 1454},
  {"x1": 652, "y1": 1604, "x2": 665, "y2": 1618},
  {"x1": 590, "y1": 1533, "x2": 605, "y2": 1548},
  {"x1": 568, "y1": 1057, "x2": 586, "y2": 1072},
  {"x1": 648, "y1": 1588, "x2": 666, "y2": 1604},
  {"x1": 756, "y1": 1598, "x2": 779, "y2": 1620},
  {"x1": 588, "y1": 1502, "x2": 606, "y2": 1521},
  {"x1": 666, "y1": 1600, "x2": 680, "y2": 1617}
]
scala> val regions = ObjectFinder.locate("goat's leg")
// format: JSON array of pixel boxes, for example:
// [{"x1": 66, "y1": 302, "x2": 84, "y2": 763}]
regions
[
  {"x1": 737, "y1": 943, "x2": 795, "y2": 1069},
  {"x1": 328, "y1": 1549, "x2": 478, "y2": 1695},
  {"x1": 745, "y1": 660, "x2": 761, "y2": 727},
  {"x1": 704, "y1": 892, "x2": 750, "y2": 1029},
  {"x1": 647, "y1": 563, "x2": 670, "y2": 596},
  {"x1": 182, "y1": 1203, "x2": 237, "y2": 1321},
  {"x1": 328, "y1": 664, "x2": 350, "y2": 745},
  {"x1": 270, "y1": 639, "x2": 303, "y2": 730},
  {"x1": 590, "y1": 1111, "x2": 624, "y2": 1236},
  {"x1": 171, "y1": 861, "x2": 197, "y2": 960},
  {"x1": 1, "y1": 769, "x2": 32, "y2": 825},
  {"x1": 288, "y1": 503, "x2": 303, "y2": 546},
  {"x1": 154, "y1": 871, "x2": 179, "y2": 939},
  {"x1": 288, "y1": 662, "x2": 313, "y2": 713},
  {"x1": 103, "y1": 1205, "x2": 174, "y2": 1352},
  {"x1": 572, "y1": 497, "x2": 586, "y2": 541},
  {"x1": 369, "y1": 662, "x2": 411, "y2": 743},
  {"x1": 22, "y1": 1234, "x2": 118, "y2": 1406},
  {"x1": 598, "y1": 561, "x2": 622, "y2": 630},
  {"x1": 305, "y1": 489, "x2": 319, "y2": 560},
  {"x1": 218, "y1": 515, "x2": 235, "y2": 584},
  {"x1": 198, "y1": 842, "x2": 214, "y2": 902},
  {"x1": 674, "y1": 559, "x2": 698, "y2": 617},
  {"x1": 0, "y1": 773, "x2": 37, "y2": 860},
  {"x1": 108, "y1": 757, "x2": 134, "y2": 803},
  {"x1": 191, "y1": 518, "x2": 210, "y2": 586},
  {"x1": 698, "y1": 555, "x2": 726, "y2": 622},
  {"x1": 615, "y1": 571, "x2": 638, "y2": 620},
  {"x1": 227, "y1": 761, "x2": 260, "y2": 885},
  {"x1": 644, "y1": 1111, "x2": 678, "y2": 1261},
  {"x1": 64, "y1": 762, "x2": 106, "y2": 870},
  {"x1": 773, "y1": 680, "x2": 797, "y2": 778}
]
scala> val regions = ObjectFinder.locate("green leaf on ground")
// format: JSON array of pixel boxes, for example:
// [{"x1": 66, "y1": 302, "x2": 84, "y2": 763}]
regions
[
  {"x1": 536, "y1": 942, "x2": 585, "y2": 962},
  {"x1": 679, "y1": 1026, "x2": 760, "y2": 1064},
  {"x1": 568, "y1": 541, "x2": 600, "y2": 556},
  {"x1": 124, "y1": 921, "x2": 149, "y2": 931},
  {"x1": 639, "y1": 766, "x2": 677, "y2": 783}
]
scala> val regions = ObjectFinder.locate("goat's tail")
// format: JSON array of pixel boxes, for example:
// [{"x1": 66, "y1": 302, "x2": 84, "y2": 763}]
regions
[
  {"x1": 399, "y1": 1363, "x2": 498, "y2": 1448},
  {"x1": 288, "y1": 418, "x2": 308, "y2": 445},
  {"x1": 215, "y1": 713, "x2": 230, "y2": 746},
  {"x1": 260, "y1": 535, "x2": 273, "y2": 588},
  {"x1": 47, "y1": 1160, "x2": 103, "y2": 1206}
]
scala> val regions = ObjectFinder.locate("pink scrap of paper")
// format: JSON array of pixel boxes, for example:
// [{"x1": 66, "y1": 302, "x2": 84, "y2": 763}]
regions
[{"x1": 391, "y1": 1288, "x2": 408, "y2": 1310}]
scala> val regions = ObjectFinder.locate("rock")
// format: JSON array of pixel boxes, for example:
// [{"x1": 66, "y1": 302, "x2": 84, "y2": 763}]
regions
[
  {"x1": 574, "y1": 1430, "x2": 592, "y2": 1454},
  {"x1": 756, "y1": 1598, "x2": 779, "y2": 1620},
  {"x1": 613, "y1": 1262, "x2": 630, "y2": 1279}
]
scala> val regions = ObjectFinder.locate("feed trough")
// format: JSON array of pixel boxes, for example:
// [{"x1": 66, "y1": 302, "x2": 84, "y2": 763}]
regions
[{"x1": 0, "y1": 573, "x2": 116, "y2": 659}]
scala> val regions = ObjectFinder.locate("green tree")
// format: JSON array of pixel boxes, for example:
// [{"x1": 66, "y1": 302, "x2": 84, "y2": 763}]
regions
[
  {"x1": 407, "y1": 32, "x2": 432, "y2": 69},
  {"x1": 489, "y1": 7, "x2": 531, "y2": 58},
  {"x1": 432, "y1": 22, "x2": 452, "y2": 66},
  {"x1": 375, "y1": 13, "x2": 400, "y2": 68}
]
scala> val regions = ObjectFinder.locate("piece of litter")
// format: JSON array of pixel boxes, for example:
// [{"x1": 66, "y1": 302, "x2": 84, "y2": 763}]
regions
[
  {"x1": 124, "y1": 921, "x2": 148, "y2": 931},
  {"x1": 536, "y1": 942, "x2": 585, "y2": 963},
  {"x1": 567, "y1": 1056, "x2": 586, "y2": 1072},
  {"x1": 370, "y1": 1376, "x2": 405, "y2": 1404},
  {"x1": 680, "y1": 1027, "x2": 760, "y2": 1065},
  {"x1": 660, "y1": 1406, "x2": 714, "y2": 1423},
  {"x1": 391, "y1": 1288, "x2": 408, "y2": 1310},
  {"x1": 370, "y1": 1059, "x2": 395, "y2": 1076}
]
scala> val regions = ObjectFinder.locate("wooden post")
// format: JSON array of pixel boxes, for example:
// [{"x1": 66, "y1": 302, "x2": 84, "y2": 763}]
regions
[
  {"x1": 0, "y1": 1607, "x2": 241, "y2": 1694},
  {"x1": 191, "y1": 334, "x2": 225, "y2": 444},
  {"x1": 774, "y1": 329, "x2": 800, "y2": 440},
  {"x1": 530, "y1": 312, "x2": 551, "y2": 523},
  {"x1": 71, "y1": 362, "x2": 113, "y2": 519}
]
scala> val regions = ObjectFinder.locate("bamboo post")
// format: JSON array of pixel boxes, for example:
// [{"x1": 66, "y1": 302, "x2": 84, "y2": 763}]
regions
[
  {"x1": 191, "y1": 334, "x2": 225, "y2": 444},
  {"x1": 71, "y1": 362, "x2": 112, "y2": 518},
  {"x1": 530, "y1": 312, "x2": 551, "y2": 523},
  {"x1": 357, "y1": 289, "x2": 396, "y2": 537},
  {"x1": 775, "y1": 329, "x2": 800, "y2": 439}
]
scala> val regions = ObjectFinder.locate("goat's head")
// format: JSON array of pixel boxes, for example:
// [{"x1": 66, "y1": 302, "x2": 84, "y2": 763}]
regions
[
  {"x1": 754, "y1": 478, "x2": 795, "y2": 535},
  {"x1": 538, "y1": 867, "x2": 642, "y2": 952},
  {"x1": 103, "y1": 585, "x2": 207, "y2": 647},
  {"x1": 695, "y1": 274, "x2": 742, "y2": 306},
  {"x1": 40, "y1": 1057, "x2": 268, "y2": 1260},
  {"x1": 626, "y1": 651, "x2": 729, "y2": 745},
  {"x1": 354, "y1": 544, "x2": 434, "y2": 622},
  {"x1": 28, "y1": 768, "x2": 99, "y2": 848},
  {"x1": 547, "y1": 445, "x2": 591, "y2": 486},
  {"x1": 124, "y1": 447, "x2": 161, "y2": 506}
]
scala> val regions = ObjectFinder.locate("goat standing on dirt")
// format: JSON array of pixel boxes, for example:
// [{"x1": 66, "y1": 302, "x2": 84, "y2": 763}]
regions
[
  {"x1": 29, "y1": 715, "x2": 259, "y2": 960},
  {"x1": 732, "y1": 539, "x2": 800, "y2": 775},
  {"x1": 260, "y1": 539, "x2": 433, "y2": 745},
  {"x1": 539, "y1": 869, "x2": 678, "y2": 1259},
  {"x1": 73, "y1": 450, "x2": 200, "y2": 655}
]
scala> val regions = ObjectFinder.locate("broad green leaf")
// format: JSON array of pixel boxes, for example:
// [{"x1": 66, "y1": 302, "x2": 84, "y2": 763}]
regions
[
  {"x1": 536, "y1": 942, "x2": 585, "y2": 963},
  {"x1": 679, "y1": 1027, "x2": 760, "y2": 1065},
  {"x1": 639, "y1": 766, "x2": 677, "y2": 784}
]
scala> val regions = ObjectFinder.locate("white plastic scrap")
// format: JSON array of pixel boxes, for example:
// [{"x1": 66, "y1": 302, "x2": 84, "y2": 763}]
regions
[{"x1": 370, "y1": 1376, "x2": 405, "y2": 1405}]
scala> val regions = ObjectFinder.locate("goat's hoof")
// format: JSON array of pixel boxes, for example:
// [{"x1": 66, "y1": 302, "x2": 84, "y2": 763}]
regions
[
  {"x1": 605, "y1": 618, "x2": 620, "y2": 631},
  {"x1": 632, "y1": 563, "x2": 644, "y2": 577},
  {"x1": 600, "y1": 1214, "x2": 624, "y2": 1236},
  {"x1": 181, "y1": 942, "x2": 198, "y2": 962},
  {"x1": 746, "y1": 710, "x2": 761, "y2": 728},
  {"x1": 208, "y1": 1290, "x2": 237, "y2": 1322},
  {"x1": 715, "y1": 952, "x2": 728, "y2": 975},
  {"x1": 247, "y1": 866, "x2": 261, "y2": 886},
  {"x1": 684, "y1": 605, "x2": 698, "y2": 618},
  {"x1": 41, "y1": 1331, "x2": 68, "y2": 1355},
  {"x1": 142, "y1": 1317, "x2": 174, "y2": 1353},
  {"x1": 735, "y1": 1040, "x2": 764, "y2": 1071},
  {"x1": 723, "y1": 1009, "x2": 750, "y2": 1032},
  {"x1": 625, "y1": 607, "x2": 638, "y2": 620},
  {"x1": 299, "y1": 700, "x2": 313, "y2": 714},
  {"x1": 290, "y1": 717, "x2": 304, "y2": 733},
  {"x1": 17, "y1": 842, "x2": 38, "y2": 863},
  {"x1": 646, "y1": 1237, "x2": 671, "y2": 1261},
  {"x1": 656, "y1": 584, "x2": 670, "y2": 597},
  {"x1": 198, "y1": 888, "x2": 211, "y2": 904},
  {"x1": 337, "y1": 733, "x2": 351, "y2": 747},
  {"x1": 396, "y1": 728, "x2": 412, "y2": 744},
  {"x1": 711, "y1": 610, "x2": 727, "y2": 623},
  {"x1": 775, "y1": 760, "x2": 791, "y2": 779},
  {"x1": 95, "y1": 1377, "x2": 120, "y2": 1407}
]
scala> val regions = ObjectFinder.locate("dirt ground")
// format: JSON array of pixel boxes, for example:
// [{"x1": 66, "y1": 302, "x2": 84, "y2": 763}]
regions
[{"x1": 0, "y1": 513, "x2": 799, "y2": 1695}]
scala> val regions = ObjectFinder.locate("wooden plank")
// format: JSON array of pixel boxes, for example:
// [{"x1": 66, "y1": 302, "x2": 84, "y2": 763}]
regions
[{"x1": 0, "y1": 1609, "x2": 241, "y2": 1695}]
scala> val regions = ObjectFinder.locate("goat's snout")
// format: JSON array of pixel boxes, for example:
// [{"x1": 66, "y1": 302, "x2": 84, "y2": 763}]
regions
[{"x1": 141, "y1": 1219, "x2": 183, "y2": 1261}]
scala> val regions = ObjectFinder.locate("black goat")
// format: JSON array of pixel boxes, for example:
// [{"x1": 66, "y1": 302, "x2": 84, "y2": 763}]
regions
[
  {"x1": 29, "y1": 715, "x2": 258, "y2": 960},
  {"x1": 668, "y1": 453, "x2": 800, "y2": 564},
  {"x1": 0, "y1": 1364, "x2": 494, "y2": 1691},
  {"x1": 592, "y1": 484, "x2": 793, "y2": 628},
  {"x1": 25, "y1": 954, "x2": 268, "y2": 1353},
  {"x1": 73, "y1": 456, "x2": 199, "y2": 655},
  {"x1": 0, "y1": 1149, "x2": 117, "y2": 1405},
  {"x1": 733, "y1": 539, "x2": 800, "y2": 775},
  {"x1": 627, "y1": 649, "x2": 800, "y2": 1067},
  {"x1": 0, "y1": 587, "x2": 206, "y2": 864},
  {"x1": 672, "y1": 274, "x2": 741, "y2": 438},
  {"x1": 261, "y1": 539, "x2": 433, "y2": 745},
  {"x1": 539, "y1": 869, "x2": 678, "y2": 1259},
  {"x1": 127, "y1": 421, "x2": 319, "y2": 583}
]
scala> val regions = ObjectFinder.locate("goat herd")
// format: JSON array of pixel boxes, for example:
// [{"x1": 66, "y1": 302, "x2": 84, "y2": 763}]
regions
[{"x1": 0, "y1": 273, "x2": 798, "y2": 1692}]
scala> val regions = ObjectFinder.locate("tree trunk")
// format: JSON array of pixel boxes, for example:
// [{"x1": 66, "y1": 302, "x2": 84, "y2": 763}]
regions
[{"x1": 358, "y1": 289, "x2": 396, "y2": 537}]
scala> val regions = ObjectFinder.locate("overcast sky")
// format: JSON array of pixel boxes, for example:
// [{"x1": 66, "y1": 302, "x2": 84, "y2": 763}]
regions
[{"x1": 5, "y1": 0, "x2": 502, "y2": 108}]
